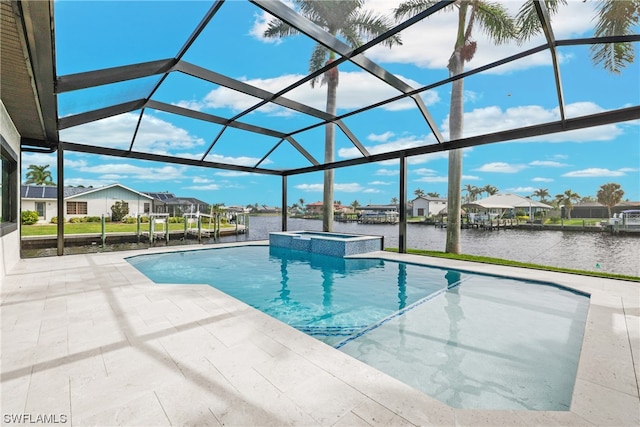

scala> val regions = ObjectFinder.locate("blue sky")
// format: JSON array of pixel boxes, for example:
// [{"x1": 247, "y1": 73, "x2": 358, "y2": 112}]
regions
[{"x1": 22, "y1": 0, "x2": 640, "y2": 207}]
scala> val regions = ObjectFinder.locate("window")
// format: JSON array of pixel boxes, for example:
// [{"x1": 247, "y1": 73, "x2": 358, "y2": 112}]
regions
[
  {"x1": 36, "y1": 202, "x2": 46, "y2": 218},
  {"x1": 67, "y1": 201, "x2": 88, "y2": 215},
  {"x1": 1, "y1": 137, "x2": 18, "y2": 235},
  {"x1": 144, "y1": 203, "x2": 150, "y2": 213},
  {"x1": 417, "y1": 208, "x2": 424, "y2": 216}
]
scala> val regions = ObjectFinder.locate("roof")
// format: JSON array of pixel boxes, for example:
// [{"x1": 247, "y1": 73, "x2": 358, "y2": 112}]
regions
[
  {"x1": 161, "y1": 197, "x2": 208, "y2": 206},
  {"x1": 463, "y1": 193, "x2": 552, "y2": 210},
  {"x1": 21, "y1": 183, "x2": 154, "y2": 200},
  {"x1": 4, "y1": 1, "x2": 639, "y2": 176},
  {"x1": 144, "y1": 192, "x2": 177, "y2": 201},
  {"x1": 21, "y1": 185, "x2": 91, "y2": 199},
  {"x1": 412, "y1": 196, "x2": 447, "y2": 202}
]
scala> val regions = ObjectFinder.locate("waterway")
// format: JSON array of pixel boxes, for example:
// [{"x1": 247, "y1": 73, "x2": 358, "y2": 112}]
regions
[
  {"x1": 22, "y1": 216, "x2": 639, "y2": 277},
  {"x1": 216, "y1": 216, "x2": 639, "y2": 277}
]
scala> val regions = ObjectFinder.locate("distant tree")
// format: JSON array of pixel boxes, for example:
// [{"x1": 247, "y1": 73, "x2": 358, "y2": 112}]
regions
[
  {"x1": 391, "y1": 197, "x2": 399, "y2": 205},
  {"x1": 414, "y1": 188, "x2": 426, "y2": 198},
  {"x1": 25, "y1": 164, "x2": 54, "y2": 185},
  {"x1": 580, "y1": 195, "x2": 596, "y2": 203},
  {"x1": 426, "y1": 192, "x2": 440, "y2": 198},
  {"x1": 350, "y1": 200, "x2": 360, "y2": 212},
  {"x1": 555, "y1": 190, "x2": 580, "y2": 219},
  {"x1": 111, "y1": 200, "x2": 129, "y2": 222},
  {"x1": 482, "y1": 184, "x2": 499, "y2": 197},
  {"x1": 463, "y1": 184, "x2": 480, "y2": 203},
  {"x1": 532, "y1": 188, "x2": 550, "y2": 204},
  {"x1": 597, "y1": 183, "x2": 625, "y2": 218}
]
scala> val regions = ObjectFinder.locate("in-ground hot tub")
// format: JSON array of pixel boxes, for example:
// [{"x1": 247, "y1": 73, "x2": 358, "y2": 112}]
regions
[{"x1": 269, "y1": 231, "x2": 383, "y2": 257}]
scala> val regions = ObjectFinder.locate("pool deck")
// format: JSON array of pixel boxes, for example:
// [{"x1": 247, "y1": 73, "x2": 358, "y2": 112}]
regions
[{"x1": 1, "y1": 241, "x2": 638, "y2": 426}]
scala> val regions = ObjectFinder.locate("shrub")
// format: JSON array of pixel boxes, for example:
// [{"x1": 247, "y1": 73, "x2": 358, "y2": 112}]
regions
[
  {"x1": 547, "y1": 216, "x2": 561, "y2": 224},
  {"x1": 21, "y1": 210, "x2": 39, "y2": 225},
  {"x1": 86, "y1": 216, "x2": 102, "y2": 222},
  {"x1": 50, "y1": 216, "x2": 66, "y2": 224},
  {"x1": 123, "y1": 216, "x2": 138, "y2": 224},
  {"x1": 69, "y1": 216, "x2": 89, "y2": 223},
  {"x1": 139, "y1": 216, "x2": 150, "y2": 223},
  {"x1": 110, "y1": 200, "x2": 129, "y2": 222},
  {"x1": 168, "y1": 216, "x2": 184, "y2": 223}
]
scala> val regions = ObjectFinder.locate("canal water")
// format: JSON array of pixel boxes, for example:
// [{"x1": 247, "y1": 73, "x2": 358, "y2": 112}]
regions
[
  {"x1": 217, "y1": 216, "x2": 639, "y2": 277},
  {"x1": 22, "y1": 216, "x2": 639, "y2": 277}
]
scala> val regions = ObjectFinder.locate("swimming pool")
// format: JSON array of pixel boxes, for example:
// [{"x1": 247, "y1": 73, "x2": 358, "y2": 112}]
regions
[{"x1": 126, "y1": 245, "x2": 589, "y2": 411}]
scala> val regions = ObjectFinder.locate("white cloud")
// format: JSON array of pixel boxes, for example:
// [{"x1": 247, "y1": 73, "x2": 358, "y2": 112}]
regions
[
  {"x1": 77, "y1": 163, "x2": 186, "y2": 182},
  {"x1": 183, "y1": 184, "x2": 221, "y2": 191},
  {"x1": 532, "y1": 177, "x2": 554, "y2": 182},
  {"x1": 59, "y1": 112, "x2": 206, "y2": 155},
  {"x1": 375, "y1": 168, "x2": 399, "y2": 176},
  {"x1": 199, "y1": 71, "x2": 439, "y2": 115},
  {"x1": 415, "y1": 176, "x2": 448, "y2": 183},
  {"x1": 443, "y1": 102, "x2": 623, "y2": 143},
  {"x1": 367, "y1": 0, "x2": 597, "y2": 74},
  {"x1": 505, "y1": 186, "x2": 536, "y2": 194},
  {"x1": 475, "y1": 162, "x2": 527, "y2": 173},
  {"x1": 416, "y1": 174, "x2": 479, "y2": 183},
  {"x1": 619, "y1": 167, "x2": 639, "y2": 173},
  {"x1": 562, "y1": 168, "x2": 627, "y2": 178},
  {"x1": 295, "y1": 183, "x2": 323, "y2": 192},
  {"x1": 363, "y1": 188, "x2": 381, "y2": 194},
  {"x1": 192, "y1": 177, "x2": 212, "y2": 183},
  {"x1": 206, "y1": 153, "x2": 271, "y2": 167},
  {"x1": 335, "y1": 183, "x2": 365, "y2": 193},
  {"x1": 529, "y1": 160, "x2": 569, "y2": 168},
  {"x1": 214, "y1": 171, "x2": 255, "y2": 177},
  {"x1": 367, "y1": 131, "x2": 395, "y2": 142},
  {"x1": 369, "y1": 181, "x2": 391, "y2": 185},
  {"x1": 414, "y1": 168, "x2": 438, "y2": 176}
]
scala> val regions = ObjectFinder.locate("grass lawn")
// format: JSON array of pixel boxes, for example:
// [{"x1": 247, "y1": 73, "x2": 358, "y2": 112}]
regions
[
  {"x1": 21, "y1": 222, "x2": 233, "y2": 236},
  {"x1": 385, "y1": 248, "x2": 639, "y2": 282}
]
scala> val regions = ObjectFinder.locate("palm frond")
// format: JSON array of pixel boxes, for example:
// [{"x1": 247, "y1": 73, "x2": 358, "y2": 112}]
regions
[
  {"x1": 393, "y1": 0, "x2": 446, "y2": 21},
  {"x1": 346, "y1": 10, "x2": 403, "y2": 48},
  {"x1": 263, "y1": 19, "x2": 300, "y2": 39},
  {"x1": 309, "y1": 43, "x2": 329, "y2": 88},
  {"x1": 590, "y1": 0, "x2": 640, "y2": 73},
  {"x1": 474, "y1": 1, "x2": 518, "y2": 45},
  {"x1": 515, "y1": 0, "x2": 567, "y2": 43}
]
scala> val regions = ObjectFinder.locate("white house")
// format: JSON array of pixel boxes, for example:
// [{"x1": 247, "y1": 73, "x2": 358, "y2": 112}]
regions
[
  {"x1": 21, "y1": 183, "x2": 155, "y2": 223},
  {"x1": 412, "y1": 196, "x2": 447, "y2": 217}
]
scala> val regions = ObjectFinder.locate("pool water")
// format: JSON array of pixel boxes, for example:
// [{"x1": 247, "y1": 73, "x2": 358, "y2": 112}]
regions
[{"x1": 126, "y1": 245, "x2": 589, "y2": 411}]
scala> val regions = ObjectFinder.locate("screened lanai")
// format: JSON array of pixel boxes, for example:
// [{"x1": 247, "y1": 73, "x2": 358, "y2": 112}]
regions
[{"x1": 3, "y1": 0, "x2": 639, "y2": 255}]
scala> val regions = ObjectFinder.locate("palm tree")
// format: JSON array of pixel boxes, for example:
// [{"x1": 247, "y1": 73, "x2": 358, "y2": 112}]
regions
[
  {"x1": 350, "y1": 199, "x2": 361, "y2": 213},
  {"x1": 426, "y1": 192, "x2": 440, "y2": 198},
  {"x1": 517, "y1": 0, "x2": 639, "y2": 74},
  {"x1": 482, "y1": 184, "x2": 499, "y2": 197},
  {"x1": 395, "y1": 1, "x2": 517, "y2": 254},
  {"x1": 597, "y1": 182, "x2": 625, "y2": 218},
  {"x1": 391, "y1": 197, "x2": 399, "y2": 205},
  {"x1": 532, "y1": 188, "x2": 550, "y2": 204},
  {"x1": 463, "y1": 184, "x2": 480, "y2": 203},
  {"x1": 555, "y1": 189, "x2": 580, "y2": 220},
  {"x1": 265, "y1": 1, "x2": 401, "y2": 232},
  {"x1": 25, "y1": 164, "x2": 54, "y2": 185},
  {"x1": 414, "y1": 188, "x2": 426, "y2": 198}
]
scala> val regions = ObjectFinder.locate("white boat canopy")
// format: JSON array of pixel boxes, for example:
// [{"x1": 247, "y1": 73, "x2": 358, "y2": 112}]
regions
[{"x1": 463, "y1": 193, "x2": 552, "y2": 211}]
